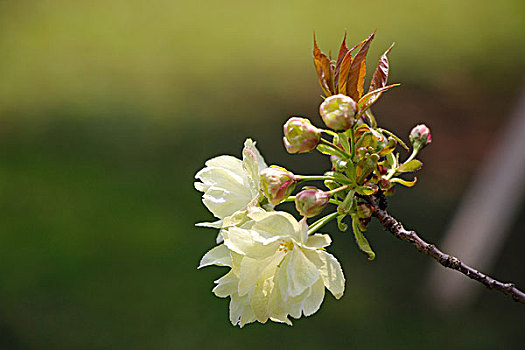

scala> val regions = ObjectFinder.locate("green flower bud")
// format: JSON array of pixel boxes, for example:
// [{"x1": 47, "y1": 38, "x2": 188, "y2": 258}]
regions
[
  {"x1": 409, "y1": 124, "x2": 432, "y2": 150},
  {"x1": 356, "y1": 203, "x2": 374, "y2": 219},
  {"x1": 295, "y1": 188, "x2": 330, "y2": 217},
  {"x1": 260, "y1": 166, "x2": 297, "y2": 205},
  {"x1": 319, "y1": 94, "x2": 357, "y2": 131},
  {"x1": 283, "y1": 117, "x2": 321, "y2": 154}
]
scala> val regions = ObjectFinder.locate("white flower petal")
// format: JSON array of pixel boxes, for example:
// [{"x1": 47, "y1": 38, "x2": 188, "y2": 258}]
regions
[
  {"x1": 242, "y1": 139, "x2": 267, "y2": 194},
  {"x1": 249, "y1": 211, "x2": 303, "y2": 242},
  {"x1": 204, "y1": 155, "x2": 244, "y2": 175},
  {"x1": 223, "y1": 227, "x2": 279, "y2": 260},
  {"x1": 305, "y1": 234, "x2": 332, "y2": 249},
  {"x1": 195, "y1": 219, "x2": 223, "y2": 229},
  {"x1": 198, "y1": 244, "x2": 232, "y2": 269},
  {"x1": 285, "y1": 247, "x2": 320, "y2": 297},
  {"x1": 249, "y1": 260, "x2": 278, "y2": 323},
  {"x1": 230, "y1": 293, "x2": 256, "y2": 327},
  {"x1": 302, "y1": 278, "x2": 325, "y2": 316},
  {"x1": 202, "y1": 187, "x2": 252, "y2": 219},
  {"x1": 304, "y1": 250, "x2": 345, "y2": 299},
  {"x1": 212, "y1": 270, "x2": 238, "y2": 297}
]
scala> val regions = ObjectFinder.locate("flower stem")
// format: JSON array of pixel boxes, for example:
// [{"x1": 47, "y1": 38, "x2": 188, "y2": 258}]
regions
[
  {"x1": 308, "y1": 212, "x2": 339, "y2": 235},
  {"x1": 326, "y1": 184, "x2": 351, "y2": 196},
  {"x1": 295, "y1": 175, "x2": 338, "y2": 182}
]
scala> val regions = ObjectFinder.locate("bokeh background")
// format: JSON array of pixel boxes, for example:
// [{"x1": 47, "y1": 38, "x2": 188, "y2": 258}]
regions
[{"x1": 1, "y1": 0, "x2": 524, "y2": 348}]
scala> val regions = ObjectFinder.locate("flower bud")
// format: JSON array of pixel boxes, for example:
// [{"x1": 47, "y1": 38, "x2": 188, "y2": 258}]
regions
[
  {"x1": 356, "y1": 203, "x2": 374, "y2": 219},
  {"x1": 283, "y1": 117, "x2": 321, "y2": 154},
  {"x1": 260, "y1": 166, "x2": 297, "y2": 205},
  {"x1": 409, "y1": 124, "x2": 432, "y2": 150},
  {"x1": 319, "y1": 94, "x2": 357, "y2": 131},
  {"x1": 295, "y1": 188, "x2": 330, "y2": 217}
]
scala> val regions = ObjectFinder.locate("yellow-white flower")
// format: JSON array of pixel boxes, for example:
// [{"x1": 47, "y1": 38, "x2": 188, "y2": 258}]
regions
[
  {"x1": 194, "y1": 139, "x2": 268, "y2": 231},
  {"x1": 200, "y1": 210, "x2": 345, "y2": 326}
]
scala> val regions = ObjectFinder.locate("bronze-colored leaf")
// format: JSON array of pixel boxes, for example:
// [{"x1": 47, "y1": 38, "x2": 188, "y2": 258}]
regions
[
  {"x1": 369, "y1": 43, "x2": 394, "y2": 93},
  {"x1": 337, "y1": 37, "x2": 366, "y2": 95},
  {"x1": 313, "y1": 33, "x2": 335, "y2": 96},
  {"x1": 334, "y1": 31, "x2": 349, "y2": 87},
  {"x1": 357, "y1": 83, "x2": 400, "y2": 112},
  {"x1": 346, "y1": 31, "x2": 375, "y2": 101}
]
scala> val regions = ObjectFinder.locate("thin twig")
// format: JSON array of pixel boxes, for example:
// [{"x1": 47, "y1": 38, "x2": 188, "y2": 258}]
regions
[{"x1": 365, "y1": 195, "x2": 525, "y2": 304}]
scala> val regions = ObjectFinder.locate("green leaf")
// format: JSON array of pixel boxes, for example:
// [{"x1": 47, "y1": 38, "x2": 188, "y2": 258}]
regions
[
  {"x1": 337, "y1": 214, "x2": 348, "y2": 231},
  {"x1": 384, "y1": 152, "x2": 396, "y2": 168},
  {"x1": 324, "y1": 171, "x2": 352, "y2": 185},
  {"x1": 337, "y1": 190, "x2": 355, "y2": 214},
  {"x1": 324, "y1": 179, "x2": 340, "y2": 192},
  {"x1": 391, "y1": 177, "x2": 418, "y2": 187},
  {"x1": 316, "y1": 144, "x2": 340, "y2": 157},
  {"x1": 397, "y1": 159, "x2": 422, "y2": 173},
  {"x1": 355, "y1": 185, "x2": 376, "y2": 195},
  {"x1": 351, "y1": 214, "x2": 375, "y2": 260},
  {"x1": 338, "y1": 132, "x2": 351, "y2": 154}
]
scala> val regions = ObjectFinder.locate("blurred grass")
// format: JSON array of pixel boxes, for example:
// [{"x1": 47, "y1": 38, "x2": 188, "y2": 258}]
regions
[
  {"x1": 0, "y1": 0, "x2": 524, "y2": 123},
  {"x1": 0, "y1": 0, "x2": 524, "y2": 348}
]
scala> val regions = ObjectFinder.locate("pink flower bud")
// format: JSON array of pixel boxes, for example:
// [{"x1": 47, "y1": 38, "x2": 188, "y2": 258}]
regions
[
  {"x1": 295, "y1": 188, "x2": 330, "y2": 217},
  {"x1": 319, "y1": 94, "x2": 357, "y2": 131},
  {"x1": 260, "y1": 166, "x2": 297, "y2": 205},
  {"x1": 409, "y1": 124, "x2": 432, "y2": 150},
  {"x1": 283, "y1": 117, "x2": 321, "y2": 154}
]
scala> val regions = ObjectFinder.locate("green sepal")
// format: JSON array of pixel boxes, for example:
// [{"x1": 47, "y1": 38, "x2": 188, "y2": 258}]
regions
[
  {"x1": 351, "y1": 214, "x2": 376, "y2": 260},
  {"x1": 337, "y1": 214, "x2": 348, "y2": 231},
  {"x1": 397, "y1": 159, "x2": 422, "y2": 173},
  {"x1": 390, "y1": 177, "x2": 417, "y2": 187}
]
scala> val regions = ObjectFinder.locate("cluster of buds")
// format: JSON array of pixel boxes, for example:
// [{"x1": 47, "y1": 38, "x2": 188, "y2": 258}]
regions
[{"x1": 273, "y1": 32, "x2": 432, "y2": 260}]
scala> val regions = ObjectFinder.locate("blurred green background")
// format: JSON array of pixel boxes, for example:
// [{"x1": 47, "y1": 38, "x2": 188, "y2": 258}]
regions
[{"x1": 0, "y1": 0, "x2": 524, "y2": 348}]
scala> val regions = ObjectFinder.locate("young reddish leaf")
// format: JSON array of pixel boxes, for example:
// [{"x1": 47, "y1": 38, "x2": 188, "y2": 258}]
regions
[
  {"x1": 337, "y1": 37, "x2": 366, "y2": 95},
  {"x1": 334, "y1": 31, "x2": 349, "y2": 89},
  {"x1": 369, "y1": 43, "x2": 394, "y2": 93},
  {"x1": 313, "y1": 34, "x2": 335, "y2": 96},
  {"x1": 357, "y1": 83, "x2": 400, "y2": 112},
  {"x1": 346, "y1": 31, "x2": 375, "y2": 101}
]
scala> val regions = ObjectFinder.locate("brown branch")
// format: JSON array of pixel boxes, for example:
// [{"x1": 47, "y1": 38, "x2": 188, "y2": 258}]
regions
[{"x1": 365, "y1": 195, "x2": 525, "y2": 305}]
